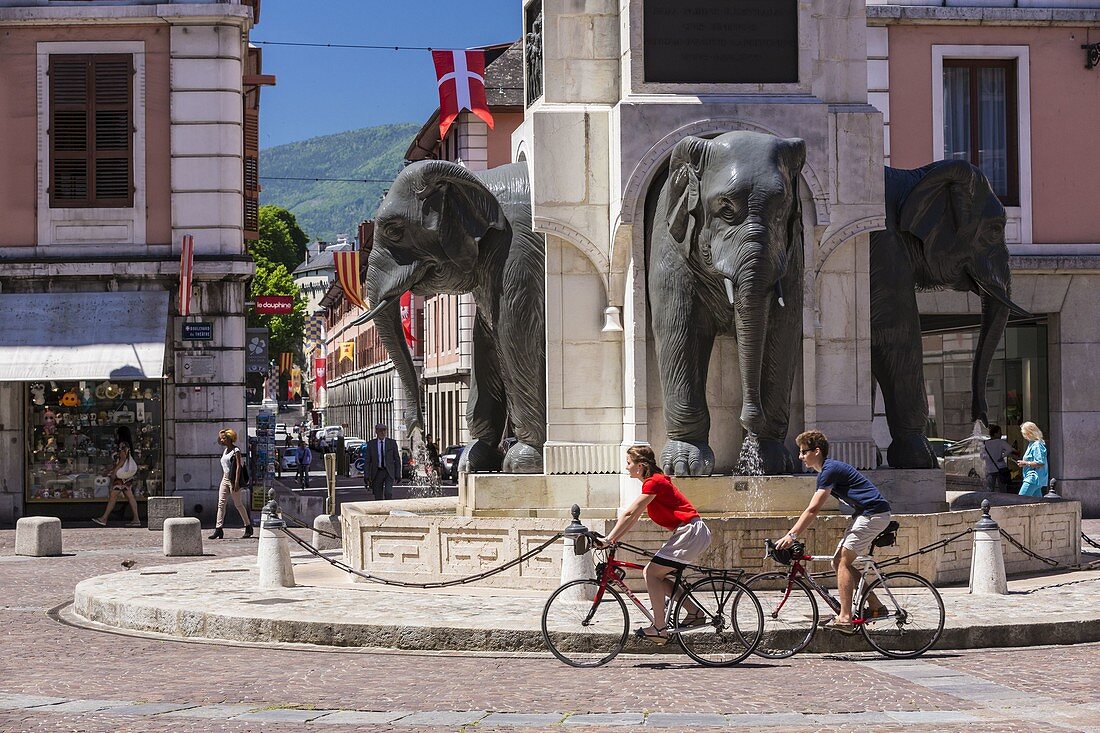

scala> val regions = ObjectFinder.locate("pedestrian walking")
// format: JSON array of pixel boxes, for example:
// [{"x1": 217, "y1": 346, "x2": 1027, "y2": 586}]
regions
[
  {"x1": 364, "y1": 423, "x2": 401, "y2": 501},
  {"x1": 295, "y1": 440, "x2": 312, "y2": 489},
  {"x1": 1017, "y1": 421, "x2": 1048, "y2": 498},
  {"x1": 982, "y1": 425, "x2": 1015, "y2": 492},
  {"x1": 425, "y1": 434, "x2": 441, "y2": 479},
  {"x1": 209, "y1": 428, "x2": 253, "y2": 539},
  {"x1": 92, "y1": 426, "x2": 141, "y2": 527}
]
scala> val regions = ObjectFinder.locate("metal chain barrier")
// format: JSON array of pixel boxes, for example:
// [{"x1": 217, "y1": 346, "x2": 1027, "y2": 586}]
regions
[
  {"x1": 1082, "y1": 532, "x2": 1100, "y2": 551},
  {"x1": 998, "y1": 528, "x2": 1061, "y2": 567},
  {"x1": 274, "y1": 525, "x2": 564, "y2": 589},
  {"x1": 280, "y1": 508, "x2": 341, "y2": 540}
]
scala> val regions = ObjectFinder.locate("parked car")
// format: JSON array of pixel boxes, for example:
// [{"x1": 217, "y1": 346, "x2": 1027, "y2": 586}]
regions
[
  {"x1": 440, "y1": 445, "x2": 465, "y2": 481},
  {"x1": 279, "y1": 448, "x2": 298, "y2": 471},
  {"x1": 927, "y1": 437, "x2": 953, "y2": 469},
  {"x1": 943, "y1": 436, "x2": 986, "y2": 479},
  {"x1": 344, "y1": 437, "x2": 365, "y2": 458}
]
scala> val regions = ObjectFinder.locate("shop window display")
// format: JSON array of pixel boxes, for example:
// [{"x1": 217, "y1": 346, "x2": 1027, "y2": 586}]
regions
[{"x1": 27, "y1": 380, "x2": 164, "y2": 502}]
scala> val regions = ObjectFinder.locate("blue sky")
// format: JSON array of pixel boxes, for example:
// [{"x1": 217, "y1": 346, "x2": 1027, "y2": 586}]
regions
[{"x1": 256, "y1": 0, "x2": 522, "y2": 149}]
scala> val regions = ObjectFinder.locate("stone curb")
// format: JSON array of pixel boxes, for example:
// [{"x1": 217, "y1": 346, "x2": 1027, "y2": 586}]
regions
[{"x1": 72, "y1": 581, "x2": 1100, "y2": 655}]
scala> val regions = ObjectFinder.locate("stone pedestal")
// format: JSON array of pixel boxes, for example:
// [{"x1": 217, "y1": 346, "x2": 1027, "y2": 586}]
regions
[
  {"x1": 257, "y1": 522, "x2": 295, "y2": 589},
  {"x1": 15, "y1": 516, "x2": 62, "y2": 557},
  {"x1": 162, "y1": 517, "x2": 203, "y2": 557},
  {"x1": 865, "y1": 469, "x2": 948, "y2": 514},
  {"x1": 312, "y1": 514, "x2": 342, "y2": 552},
  {"x1": 147, "y1": 496, "x2": 184, "y2": 531}
]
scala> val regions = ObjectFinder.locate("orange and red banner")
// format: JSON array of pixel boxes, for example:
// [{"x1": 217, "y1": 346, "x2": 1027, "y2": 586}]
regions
[
  {"x1": 279, "y1": 352, "x2": 293, "y2": 375},
  {"x1": 332, "y1": 250, "x2": 366, "y2": 309},
  {"x1": 178, "y1": 234, "x2": 194, "y2": 316}
]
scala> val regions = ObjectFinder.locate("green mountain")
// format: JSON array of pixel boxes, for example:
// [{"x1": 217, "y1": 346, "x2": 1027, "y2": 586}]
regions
[{"x1": 260, "y1": 122, "x2": 420, "y2": 241}]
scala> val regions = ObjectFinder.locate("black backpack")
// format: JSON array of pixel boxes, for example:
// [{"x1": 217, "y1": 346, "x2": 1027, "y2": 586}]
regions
[{"x1": 235, "y1": 449, "x2": 251, "y2": 486}]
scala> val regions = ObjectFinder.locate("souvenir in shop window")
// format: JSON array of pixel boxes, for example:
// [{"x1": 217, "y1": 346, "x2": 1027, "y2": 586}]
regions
[{"x1": 26, "y1": 380, "x2": 165, "y2": 502}]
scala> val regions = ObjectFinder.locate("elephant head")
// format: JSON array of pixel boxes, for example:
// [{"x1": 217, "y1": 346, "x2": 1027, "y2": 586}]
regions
[
  {"x1": 665, "y1": 131, "x2": 806, "y2": 435},
  {"x1": 353, "y1": 160, "x2": 509, "y2": 430},
  {"x1": 896, "y1": 160, "x2": 1030, "y2": 424}
]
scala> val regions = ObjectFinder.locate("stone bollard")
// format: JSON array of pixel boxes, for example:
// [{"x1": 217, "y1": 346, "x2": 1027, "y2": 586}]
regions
[
  {"x1": 147, "y1": 496, "x2": 184, "y2": 531},
  {"x1": 969, "y1": 499, "x2": 1008, "y2": 595},
  {"x1": 163, "y1": 517, "x2": 203, "y2": 557},
  {"x1": 312, "y1": 514, "x2": 342, "y2": 551},
  {"x1": 15, "y1": 516, "x2": 62, "y2": 557},
  {"x1": 257, "y1": 493, "x2": 295, "y2": 589},
  {"x1": 560, "y1": 504, "x2": 596, "y2": 601},
  {"x1": 1044, "y1": 478, "x2": 1061, "y2": 500}
]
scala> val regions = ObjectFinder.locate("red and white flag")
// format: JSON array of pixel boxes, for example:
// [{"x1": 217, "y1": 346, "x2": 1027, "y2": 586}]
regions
[
  {"x1": 432, "y1": 49, "x2": 494, "y2": 141},
  {"x1": 178, "y1": 234, "x2": 195, "y2": 316},
  {"x1": 400, "y1": 291, "x2": 416, "y2": 346},
  {"x1": 333, "y1": 249, "x2": 366, "y2": 309}
]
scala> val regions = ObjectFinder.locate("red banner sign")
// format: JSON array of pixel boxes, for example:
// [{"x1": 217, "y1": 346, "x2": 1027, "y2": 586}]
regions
[
  {"x1": 314, "y1": 357, "x2": 327, "y2": 393},
  {"x1": 255, "y1": 295, "x2": 293, "y2": 314}
]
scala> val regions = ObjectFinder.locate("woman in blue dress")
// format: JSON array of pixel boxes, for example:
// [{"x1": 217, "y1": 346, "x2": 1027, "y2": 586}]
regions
[{"x1": 1017, "y1": 421, "x2": 1048, "y2": 498}]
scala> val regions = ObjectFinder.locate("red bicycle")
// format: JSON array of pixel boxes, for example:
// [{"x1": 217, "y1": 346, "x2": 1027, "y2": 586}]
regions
[
  {"x1": 744, "y1": 521, "x2": 945, "y2": 659},
  {"x1": 541, "y1": 530, "x2": 764, "y2": 667}
]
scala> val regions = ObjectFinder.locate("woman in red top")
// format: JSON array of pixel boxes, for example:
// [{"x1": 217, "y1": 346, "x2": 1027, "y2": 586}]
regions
[{"x1": 598, "y1": 445, "x2": 712, "y2": 643}]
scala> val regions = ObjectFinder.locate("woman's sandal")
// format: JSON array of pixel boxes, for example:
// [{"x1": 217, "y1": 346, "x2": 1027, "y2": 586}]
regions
[{"x1": 634, "y1": 625, "x2": 670, "y2": 645}]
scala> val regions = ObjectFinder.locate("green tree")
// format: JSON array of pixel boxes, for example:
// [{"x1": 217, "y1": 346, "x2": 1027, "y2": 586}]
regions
[{"x1": 252, "y1": 205, "x2": 307, "y2": 273}]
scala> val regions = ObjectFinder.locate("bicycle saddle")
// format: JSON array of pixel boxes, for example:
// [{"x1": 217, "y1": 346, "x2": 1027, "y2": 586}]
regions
[{"x1": 872, "y1": 520, "x2": 900, "y2": 548}]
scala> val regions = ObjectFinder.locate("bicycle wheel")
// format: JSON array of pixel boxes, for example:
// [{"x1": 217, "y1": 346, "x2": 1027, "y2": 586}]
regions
[
  {"x1": 673, "y1": 576, "x2": 763, "y2": 667},
  {"x1": 858, "y1": 572, "x2": 945, "y2": 659},
  {"x1": 743, "y1": 572, "x2": 819, "y2": 659},
  {"x1": 542, "y1": 579, "x2": 630, "y2": 667}
]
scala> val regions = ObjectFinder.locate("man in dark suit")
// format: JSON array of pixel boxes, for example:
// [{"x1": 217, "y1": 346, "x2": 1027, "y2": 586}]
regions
[{"x1": 364, "y1": 423, "x2": 401, "y2": 501}]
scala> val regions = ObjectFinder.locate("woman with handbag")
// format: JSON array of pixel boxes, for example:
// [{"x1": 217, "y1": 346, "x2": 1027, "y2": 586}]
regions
[
  {"x1": 982, "y1": 425, "x2": 1015, "y2": 492},
  {"x1": 92, "y1": 426, "x2": 142, "y2": 527},
  {"x1": 1017, "y1": 421, "x2": 1049, "y2": 498},
  {"x1": 209, "y1": 428, "x2": 253, "y2": 539}
]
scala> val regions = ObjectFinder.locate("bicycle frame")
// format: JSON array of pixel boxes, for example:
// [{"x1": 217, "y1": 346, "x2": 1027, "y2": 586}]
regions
[
  {"x1": 777, "y1": 552, "x2": 893, "y2": 625},
  {"x1": 584, "y1": 546, "x2": 741, "y2": 632}
]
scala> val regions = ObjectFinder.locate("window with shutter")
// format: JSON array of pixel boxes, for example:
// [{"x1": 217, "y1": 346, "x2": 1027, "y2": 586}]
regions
[
  {"x1": 243, "y1": 107, "x2": 260, "y2": 238},
  {"x1": 49, "y1": 54, "x2": 133, "y2": 208}
]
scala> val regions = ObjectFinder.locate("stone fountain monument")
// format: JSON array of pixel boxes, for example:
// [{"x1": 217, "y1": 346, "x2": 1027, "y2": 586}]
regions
[{"x1": 341, "y1": 0, "x2": 1077, "y2": 589}]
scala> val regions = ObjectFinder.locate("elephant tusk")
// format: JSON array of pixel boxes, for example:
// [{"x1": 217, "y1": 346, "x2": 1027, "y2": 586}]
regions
[
  {"x1": 350, "y1": 297, "x2": 392, "y2": 327},
  {"x1": 965, "y1": 268, "x2": 1032, "y2": 318},
  {"x1": 774, "y1": 281, "x2": 785, "y2": 308},
  {"x1": 724, "y1": 278, "x2": 736, "y2": 306}
]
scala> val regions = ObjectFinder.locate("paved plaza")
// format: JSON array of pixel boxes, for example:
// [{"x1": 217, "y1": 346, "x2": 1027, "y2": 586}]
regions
[{"x1": 2, "y1": 524, "x2": 1099, "y2": 732}]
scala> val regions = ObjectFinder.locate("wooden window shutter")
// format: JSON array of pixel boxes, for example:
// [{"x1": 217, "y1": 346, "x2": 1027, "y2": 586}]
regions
[
  {"x1": 49, "y1": 54, "x2": 133, "y2": 208},
  {"x1": 243, "y1": 107, "x2": 260, "y2": 239}
]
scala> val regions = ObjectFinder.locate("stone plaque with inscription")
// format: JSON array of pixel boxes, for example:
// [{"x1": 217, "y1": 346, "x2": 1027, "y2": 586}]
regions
[{"x1": 643, "y1": 0, "x2": 798, "y2": 84}]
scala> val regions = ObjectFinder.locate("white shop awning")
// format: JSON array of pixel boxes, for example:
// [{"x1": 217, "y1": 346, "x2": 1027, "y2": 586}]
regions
[{"x1": 0, "y1": 291, "x2": 170, "y2": 381}]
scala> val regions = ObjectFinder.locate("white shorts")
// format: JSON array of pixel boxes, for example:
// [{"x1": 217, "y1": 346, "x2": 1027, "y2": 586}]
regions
[
  {"x1": 835, "y1": 512, "x2": 892, "y2": 556},
  {"x1": 653, "y1": 518, "x2": 712, "y2": 567}
]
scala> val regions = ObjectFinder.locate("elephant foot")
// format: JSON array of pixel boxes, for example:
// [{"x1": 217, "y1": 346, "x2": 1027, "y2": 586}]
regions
[
  {"x1": 459, "y1": 439, "x2": 504, "y2": 474},
  {"x1": 660, "y1": 440, "x2": 715, "y2": 477},
  {"x1": 887, "y1": 433, "x2": 937, "y2": 469},
  {"x1": 756, "y1": 437, "x2": 796, "y2": 475},
  {"x1": 503, "y1": 441, "x2": 543, "y2": 473}
]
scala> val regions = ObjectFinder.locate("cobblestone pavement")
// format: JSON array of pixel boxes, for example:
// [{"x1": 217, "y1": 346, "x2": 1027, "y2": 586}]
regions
[{"x1": 2, "y1": 525, "x2": 1099, "y2": 732}]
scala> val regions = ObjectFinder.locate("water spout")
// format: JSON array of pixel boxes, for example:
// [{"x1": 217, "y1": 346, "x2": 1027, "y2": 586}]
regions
[{"x1": 736, "y1": 433, "x2": 764, "y2": 477}]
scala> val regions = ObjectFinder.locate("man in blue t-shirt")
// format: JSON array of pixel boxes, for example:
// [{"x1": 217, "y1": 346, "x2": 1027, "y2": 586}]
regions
[{"x1": 776, "y1": 430, "x2": 892, "y2": 634}]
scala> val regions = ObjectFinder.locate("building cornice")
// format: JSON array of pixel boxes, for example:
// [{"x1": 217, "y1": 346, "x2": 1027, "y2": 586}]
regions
[
  {"x1": 0, "y1": 3, "x2": 252, "y2": 27},
  {"x1": 867, "y1": 4, "x2": 1100, "y2": 26},
  {"x1": 0, "y1": 255, "x2": 254, "y2": 280}
]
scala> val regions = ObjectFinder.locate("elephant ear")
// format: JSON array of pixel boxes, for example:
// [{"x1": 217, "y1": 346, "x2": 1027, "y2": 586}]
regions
[
  {"x1": 778, "y1": 138, "x2": 807, "y2": 268},
  {"x1": 897, "y1": 160, "x2": 996, "y2": 279},
  {"x1": 415, "y1": 160, "x2": 507, "y2": 269},
  {"x1": 665, "y1": 136, "x2": 708, "y2": 250}
]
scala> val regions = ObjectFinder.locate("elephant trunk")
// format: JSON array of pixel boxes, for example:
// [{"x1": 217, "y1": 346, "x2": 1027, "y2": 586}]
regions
[
  {"x1": 971, "y1": 293, "x2": 1009, "y2": 426},
  {"x1": 372, "y1": 298, "x2": 423, "y2": 430},
  {"x1": 733, "y1": 279, "x2": 771, "y2": 435}
]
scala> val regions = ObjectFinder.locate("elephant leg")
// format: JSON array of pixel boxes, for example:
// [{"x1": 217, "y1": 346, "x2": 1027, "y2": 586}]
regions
[
  {"x1": 463, "y1": 310, "x2": 506, "y2": 473},
  {"x1": 756, "y1": 264, "x2": 803, "y2": 475},
  {"x1": 870, "y1": 234, "x2": 936, "y2": 469},
  {"x1": 652, "y1": 281, "x2": 716, "y2": 476},
  {"x1": 497, "y1": 228, "x2": 546, "y2": 474}
]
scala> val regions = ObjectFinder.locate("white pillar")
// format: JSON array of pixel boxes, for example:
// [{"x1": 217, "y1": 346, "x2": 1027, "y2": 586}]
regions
[
  {"x1": 257, "y1": 519, "x2": 295, "y2": 589},
  {"x1": 969, "y1": 500, "x2": 1008, "y2": 595}
]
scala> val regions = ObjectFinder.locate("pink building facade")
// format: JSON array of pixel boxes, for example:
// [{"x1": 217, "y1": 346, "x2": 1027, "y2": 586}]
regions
[{"x1": 868, "y1": 2, "x2": 1100, "y2": 512}]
